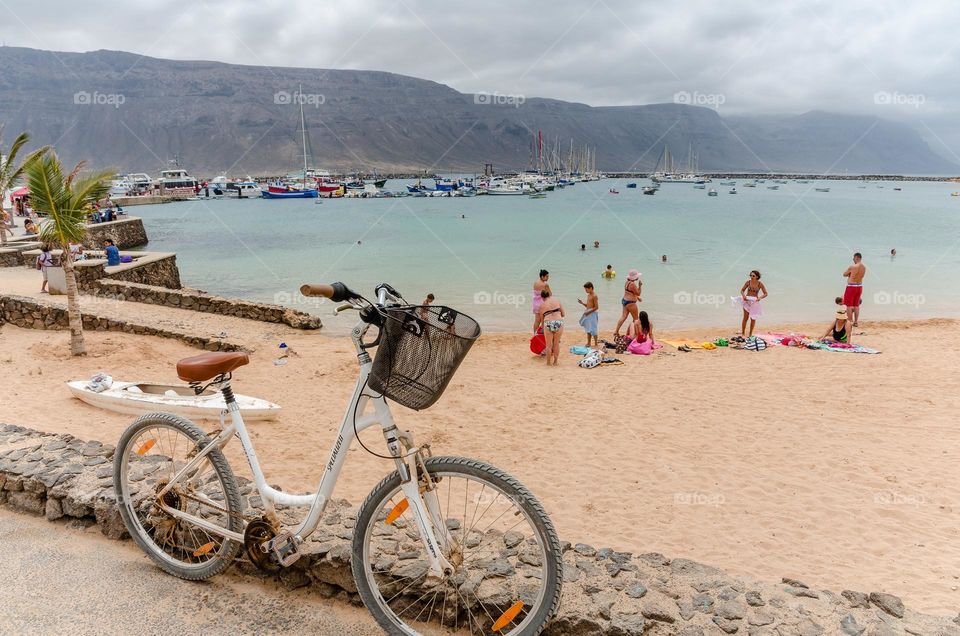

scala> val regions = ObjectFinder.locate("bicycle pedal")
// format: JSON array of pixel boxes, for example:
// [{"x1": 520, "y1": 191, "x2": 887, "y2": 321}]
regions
[{"x1": 262, "y1": 530, "x2": 302, "y2": 567}]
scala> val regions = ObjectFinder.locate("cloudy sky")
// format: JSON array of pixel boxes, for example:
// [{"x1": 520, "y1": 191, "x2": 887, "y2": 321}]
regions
[{"x1": 1, "y1": 0, "x2": 957, "y2": 156}]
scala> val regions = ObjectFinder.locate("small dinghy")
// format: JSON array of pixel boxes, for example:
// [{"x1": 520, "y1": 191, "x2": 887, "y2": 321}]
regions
[{"x1": 67, "y1": 380, "x2": 281, "y2": 421}]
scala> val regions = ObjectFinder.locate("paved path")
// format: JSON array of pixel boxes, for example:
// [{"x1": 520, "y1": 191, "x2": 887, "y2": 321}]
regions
[{"x1": 0, "y1": 510, "x2": 382, "y2": 635}]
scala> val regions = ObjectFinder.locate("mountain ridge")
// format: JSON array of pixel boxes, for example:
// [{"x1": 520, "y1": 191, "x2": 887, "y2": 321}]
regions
[{"x1": 0, "y1": 46, "x2": 954, "y2": 175}]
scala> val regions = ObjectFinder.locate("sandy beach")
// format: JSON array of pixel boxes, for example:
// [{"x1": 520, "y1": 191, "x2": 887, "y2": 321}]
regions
[{"x1": 2, "y1": 268, "x2": 958, "y2": 614}]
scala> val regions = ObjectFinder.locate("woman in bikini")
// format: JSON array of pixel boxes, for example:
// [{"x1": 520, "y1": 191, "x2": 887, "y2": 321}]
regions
[
  {"x1": 532, "y1": 269, "x2": 551, "y2": 332},
  {"x1": 626, "y1": 310, "x2": 654, "y2": 344},
  {"x1": 822, "y1": 307, "x2": 851, "y2": 344},
  {"x1": 614, "y1": 269, "x2": 641, "y2": 337},
  {"x1": 534, "y1": 289, "x2": 565, "y2": 366},
  {"x1": 738, "y1": 270, "x2": 768, "y2": 337}
]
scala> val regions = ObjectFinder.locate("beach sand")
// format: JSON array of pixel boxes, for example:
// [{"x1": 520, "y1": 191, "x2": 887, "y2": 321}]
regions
[{"x1": 1, "y1": 299, "x2": 958, "y2": 614}]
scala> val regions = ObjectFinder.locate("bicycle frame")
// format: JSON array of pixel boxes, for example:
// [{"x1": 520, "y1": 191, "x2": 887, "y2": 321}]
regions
[{"x1": 154, "y1": 314, "x2": 454, "y2": 576}]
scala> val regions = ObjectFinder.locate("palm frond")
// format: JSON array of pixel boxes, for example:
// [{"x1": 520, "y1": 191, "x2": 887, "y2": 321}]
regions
[{"x1": 26, "y1": 151, "x2": 95, "y2": 247}]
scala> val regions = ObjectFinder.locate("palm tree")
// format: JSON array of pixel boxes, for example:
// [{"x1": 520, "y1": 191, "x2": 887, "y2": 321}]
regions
[
  {"x1": 0, "y1": 128, "x2": 48, "y2": 246},
  {"x1": 25, "y1": 150, "x2": 113, "y2": 356}
]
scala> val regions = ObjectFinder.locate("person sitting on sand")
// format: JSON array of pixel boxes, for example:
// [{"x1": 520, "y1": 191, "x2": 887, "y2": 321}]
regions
[
  {"x1": 534, "y1": 289, "x2": 564, "y2": 366},
  {"x1": 614, "y1": 270, "x2": 641, "y2": 337},
  {"x1": 822, "y1": 306, "x2": 850, "y2": 344},
  {"x1": 532, "y1": 269, "x2": 551, "y2": 331},
  {"x1": 601, "y1": 264, "x2": 616, "y2": 279},
  {"x1": 738, "y1": 270, "x2": 768, "y2": 337},
  {"x1": 626, "y1": 310, "x2": 654, "y2": 344},
  {"x1": 578, "y1": 282, "x2": 599, "y2": 348}
]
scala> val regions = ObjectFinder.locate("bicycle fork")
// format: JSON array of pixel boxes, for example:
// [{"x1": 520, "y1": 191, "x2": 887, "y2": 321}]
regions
[{"x1": 386, "y1": 426, "x2": 455, "y2": 580}]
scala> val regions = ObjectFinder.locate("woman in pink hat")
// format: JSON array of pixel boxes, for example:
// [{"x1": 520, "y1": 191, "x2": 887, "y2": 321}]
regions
[{"x1": 614, "y1": 269, "x2": 642, "y2": 337}]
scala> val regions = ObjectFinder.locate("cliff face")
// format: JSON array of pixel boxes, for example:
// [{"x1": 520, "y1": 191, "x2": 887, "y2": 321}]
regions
[{"x1": 0, "y1": 47, "x2": 954, "y2": 175}]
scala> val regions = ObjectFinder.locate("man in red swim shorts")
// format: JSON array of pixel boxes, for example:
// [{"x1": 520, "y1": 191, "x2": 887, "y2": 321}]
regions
[{"x1": 842, "y1": 252, "x2": 867, "y2": 327}]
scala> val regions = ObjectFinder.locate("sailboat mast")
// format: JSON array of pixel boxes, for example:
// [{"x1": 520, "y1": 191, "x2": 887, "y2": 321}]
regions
[{"x1": 299, "y1": 83, "x2": 308, "y2": 187}]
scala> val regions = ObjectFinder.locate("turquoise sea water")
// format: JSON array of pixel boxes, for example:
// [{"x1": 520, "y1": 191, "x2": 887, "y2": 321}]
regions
[{"x1": 132, "y1": 179, "x2": 960, "y2": 334}]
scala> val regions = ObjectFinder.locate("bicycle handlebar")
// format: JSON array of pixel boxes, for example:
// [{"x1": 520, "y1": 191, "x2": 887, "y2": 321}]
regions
[{"x1": 299, "y1": 282, "x2": 358, "y2": 302}]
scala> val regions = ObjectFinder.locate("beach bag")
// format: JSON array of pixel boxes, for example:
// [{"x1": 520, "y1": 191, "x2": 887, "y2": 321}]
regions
[
  {"x1": 578, "y1": 350, "x2": 602, "y2": 369},
  {"x1": 613, "y1": 334, "x2": 628, "y2": 354},
  {"x1": 120, "y1": 255, "x2": 133, "y2": 263},
  {"x1": 744, "y1": 338, "x2": 767, "y2": 351},
  {"x1": 86, "y1": 372, "x2": 113, "y2": 393},
  {"x1": 530, "y1": 332, "x2": 546, "y2": 355},
  {"x1": 627, "y1": 338, "x2": 653, "y2": 355}
]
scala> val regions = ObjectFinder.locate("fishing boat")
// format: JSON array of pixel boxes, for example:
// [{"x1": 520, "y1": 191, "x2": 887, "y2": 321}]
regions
[
  {"x1": 767, "y1": 185, "x2": 780, "y2": 190},
  {"x1": 67, "y1": 380, "x2": 281, "y2": 421},
  {"x1": 486, "y1": 185, "x2": 526, "y2": 196},
  {"x1": 529, "y1": 192, "x2": 547, "y2": 199},
  {"x1": 719, "y1": 180, "x2": 737, "y2": 186},
  {"x1": 693, "y1": 184, "x2": 706, "y2": 190},
  {"x1": 893, "y1": 187, "x2": 902, "y2": 191},
  {"x1": 952, "y1": 192, "x2": 959, "y2": 197},
  {"x1": 815, "y1": 187, "x2": 831, "y2": 193},
  {"x1": 796, "y1": 180, "x2": 811, "y2": 184},
  {"x1": 609, "y1": 188, "x2": 619, "y2": 195},
  {"x1": 642, "y1": 186, "x2": 657, "y2": 195},
  {"x1": 262, "y1": 186, "x2": 319, "y2": 199},
  {"x1": 743, "y1": 182, "x2": 757, "y2": 188},
  {"x1": 626, "y1": 183, "x2": 638, "y2": 189},
  {"x1": 707, "y1": 188, "x2": 718, "y2": 196}
]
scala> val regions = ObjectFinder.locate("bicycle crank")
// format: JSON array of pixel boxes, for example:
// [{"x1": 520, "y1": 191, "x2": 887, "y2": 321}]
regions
[{"x1": 244, "y1": 518, "x2": 281, "y2": 573}]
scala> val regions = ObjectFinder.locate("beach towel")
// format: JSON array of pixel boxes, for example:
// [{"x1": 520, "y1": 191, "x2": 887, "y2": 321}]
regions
[
  {"x1": 627, "y1": 339, "x2": 661, "y2": 355},
  {"x1": 733, "y1": 295, "x2": 763, "y2": 319},
  {"x1": 569, "y1": 345, "x2": 591, "y2": 355},
  {"x1": 578, "y1": 311, "x2": 599, "y2": 336},
  {"x1": 810, "y1": 341, "x2": 881, "y2": 354},
  {"x1": 662, "y1": 339, "x2": 704, "y2": 349}
]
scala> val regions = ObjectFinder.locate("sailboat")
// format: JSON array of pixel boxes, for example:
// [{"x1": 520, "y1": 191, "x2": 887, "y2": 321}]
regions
[
  {"x1": 263, "y1": 84, "x2": 319, "y2": 199},
  {"x1": 650, "y1": 144, "x2": 710, "y2": 184}
]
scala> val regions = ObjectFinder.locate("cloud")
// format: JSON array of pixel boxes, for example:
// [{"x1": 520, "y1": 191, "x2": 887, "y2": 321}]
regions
[{"x1": 1, "y1": 0, "x2": 958, "y2": 151}]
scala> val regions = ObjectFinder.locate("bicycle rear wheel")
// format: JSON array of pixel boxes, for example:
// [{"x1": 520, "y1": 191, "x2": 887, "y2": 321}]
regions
[
  {"x1": 113, "y1": 412, "x2": 243, "y2": 580},
  {"x1": 352, "y1": 456, "x2": 562, "y2": 635}
]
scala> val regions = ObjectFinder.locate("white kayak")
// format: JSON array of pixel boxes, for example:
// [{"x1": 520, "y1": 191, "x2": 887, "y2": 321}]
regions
[{"x1": 67, "y1": 380, "x2": 281, "y2": 421}]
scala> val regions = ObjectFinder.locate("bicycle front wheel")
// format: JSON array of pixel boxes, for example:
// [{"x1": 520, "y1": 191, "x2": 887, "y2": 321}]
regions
[
  {"x1": 113, "y1": 412, "x2": 243, "y2": 580},
  {"x1": 352, "y1": 456, "x2": 562, "y2": 635}
]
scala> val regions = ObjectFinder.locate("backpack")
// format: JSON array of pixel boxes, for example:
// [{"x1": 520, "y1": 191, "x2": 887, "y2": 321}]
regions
[{"x1": 744, "y1": 338, "x2": 767, "y2": 351}]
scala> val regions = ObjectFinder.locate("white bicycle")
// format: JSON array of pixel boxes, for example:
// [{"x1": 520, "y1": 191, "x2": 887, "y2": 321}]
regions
[{"x1": 113, "y1": 282, "x2": 562, "y2": 635}]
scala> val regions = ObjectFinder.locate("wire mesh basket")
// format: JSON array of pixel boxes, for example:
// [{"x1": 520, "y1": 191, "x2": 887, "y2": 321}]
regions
[{"x1": 368, "y1": 305, "x2": 481, "y2": 410}]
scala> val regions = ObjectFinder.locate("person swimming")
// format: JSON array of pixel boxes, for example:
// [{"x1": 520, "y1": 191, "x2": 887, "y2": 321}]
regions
[{"x1": 601, "y1": 264, "x2": 616, "y2": 278}]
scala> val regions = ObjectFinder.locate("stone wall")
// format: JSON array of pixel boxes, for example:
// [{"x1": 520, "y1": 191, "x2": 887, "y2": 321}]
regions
[
  {"x1": 1, "y1": 423, "x2": 956, "y2": 636},
  {"x1": 93, "y1": 280, "x2": 321, "y2": 329},
  {"x1": 83, "y1": 217, "x2": 148, "y2": 249},
  {"x1": 0, "y1": 239, "x2": 42, "y2": 268},
  {"x1": 70, "y1": 253, "x2": 182, "y2": 291},
  {"x1": 0, "y1": 295, "x2": 243, "y2": 352}
]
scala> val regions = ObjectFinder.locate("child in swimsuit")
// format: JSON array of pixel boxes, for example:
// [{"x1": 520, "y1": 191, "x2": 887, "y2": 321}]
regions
[{"x1": 534, "y1": 289, "x2": 565, "y2": 366}]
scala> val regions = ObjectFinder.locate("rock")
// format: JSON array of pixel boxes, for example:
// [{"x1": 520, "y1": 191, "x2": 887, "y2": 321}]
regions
[
  {"x1": 94, "y1": 501, "x2": 128, "y2": 539},
  {"x1": 483, "y1": 557, "x2": 514, "y2": 577},
  {"x1": 842, "y1": 590, "x2": 870, "y2": 608},
  {"x1": 782, "y1": 577, "x2": 809, "y2": 589},
  {"x1": 869, "y1": 592, "x2": 905, "y2": 618},
  {"x1": 640, "y1": 599, "x2": 679, "y2": 624},
  {"x1": 502, "y1": 530, "x2": 524, "y2": 548},
  {"x1": 573, "y1": 543, "x2": 596, "y2": 557},
  {"x1": 625, "y1": 582, "x2": 647, "y2": 599},
  {"x1": 840, "y1": 614, "x2": 866, "y2": 636},
  {"x1": 786, "y1": 586, "x2": 819, "y2": 599},
  {"x1": 717, "y1": 600, "x2": 747, "y2": 620},
  {"x1": 712, "y1": 616, "x2": 740, "y2": 633},
  {"x1": 7, "y1": 490, "x2": 44, "y2": 514},
  {"x1": 749, "y1": 610, "x2": 775, "y2": 626},
  {"x1": 45, "y1": 497, "x2": 64, "y2": 520},
  {"x1": 609, "y1": 612, "x2": 645, "y2": 635},
  {"x1": 679, "y1": 628, "x2": 705, "y2": 636},
  {"x1": 746, "y1": 591, "x2": 766, "y2": 606},
  {"x1": 692, "y1": 593, "x2": 715, "y2": 613},
  {"x1": 671, "y1": 558, "x2": 723, "y2": 577}
]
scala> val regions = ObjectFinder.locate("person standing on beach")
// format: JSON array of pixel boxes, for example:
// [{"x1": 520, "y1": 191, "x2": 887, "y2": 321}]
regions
[
  {"x1": 532, "y1": 270, "x2": 551, "y2": 331},
  {"x1": 842, "y1": 252, "x2": 867, "y2": 327},
  {"x1": 36, "y1": 244, "x2": 54, "y2": 293},
  {"x1": 578, "y1": 282, "x2": 599, "y2": 347},
  {"x1": 614, "y1": 269, "x2": 641, "y2": 337},
  {"x1": 534, "y1": 289, "x2": 564, "y2": 366},
  {"x1": 738, "y1": 270, "x2": 768, "y2": 337}
]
